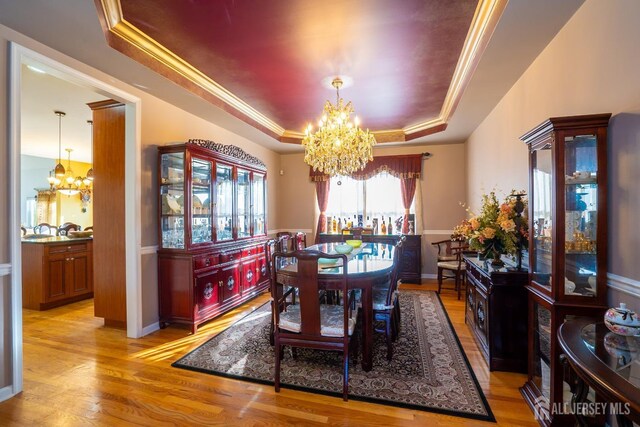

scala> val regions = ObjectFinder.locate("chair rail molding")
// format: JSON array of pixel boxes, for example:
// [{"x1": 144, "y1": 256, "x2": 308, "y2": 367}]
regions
[
  {"x1": 422, "y1": 230, "x2": 454, "y2": 235},
  {"x1": 0, "y1": 263, "x2": 11, "y2": 276},
  {"x1": 140, "y1": 245, "x2": 159, "y2": 256},
  {"x1": 608, "y1": 273, "x2": 640, "y2": 298}
]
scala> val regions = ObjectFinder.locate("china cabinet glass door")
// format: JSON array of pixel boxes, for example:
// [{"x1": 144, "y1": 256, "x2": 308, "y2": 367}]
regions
[
  {"x1": 237, "y1": 168, "x2": 251, "y2": 239},
  {"x1": 160, "y1": 152, "x2": 185, "y2": 249},
  {"x1": 191, "y1": 157, "x2": 212, "y2": 245},
  {"x1": 252, "y1": 173, "x2": 265, "y2": 235},
  {"x1": 531, "y1": 146, "x2": 553, "y2": 289},
  {"x1": 563, "y1": 134, "x2": 598, "y2": 297},
  {"x1": 216, "y1": 163, "x2": 233, "y2": 241}
]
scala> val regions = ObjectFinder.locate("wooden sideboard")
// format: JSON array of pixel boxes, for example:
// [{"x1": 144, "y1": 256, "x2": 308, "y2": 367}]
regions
[
  {"x1": 317, "y1": 233, "x2": 421, "y2": 282},
  {"x1": 464, "y1": 255, "x2": 528, "y2": 372},
  {"x1": 22, "y1": 237, "x2": 93, "y2": 310}
]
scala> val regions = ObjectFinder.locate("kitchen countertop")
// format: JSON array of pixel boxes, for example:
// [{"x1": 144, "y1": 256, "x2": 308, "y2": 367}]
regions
[{"x1": 21, "y1": 235, "x2": 93, "y2": 244}]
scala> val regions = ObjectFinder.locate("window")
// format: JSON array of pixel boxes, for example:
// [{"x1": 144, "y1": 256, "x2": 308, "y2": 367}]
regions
[{"x1": 326, "y1": 171, "x2": 411, "y2": 230}]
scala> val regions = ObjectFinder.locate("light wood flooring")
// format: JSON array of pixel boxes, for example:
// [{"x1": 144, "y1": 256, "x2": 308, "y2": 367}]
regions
[{"x1": 0, "y1": 281, "x2": 538, "y2": 426}]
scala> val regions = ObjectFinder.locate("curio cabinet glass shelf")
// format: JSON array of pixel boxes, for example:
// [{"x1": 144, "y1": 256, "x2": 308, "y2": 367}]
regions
[
  {"x1": 519, "y1": 114, "x2": 611, "y2": 426},
  {"x1": 158, "y1": 139, "x2": 268, "y2": 332}
]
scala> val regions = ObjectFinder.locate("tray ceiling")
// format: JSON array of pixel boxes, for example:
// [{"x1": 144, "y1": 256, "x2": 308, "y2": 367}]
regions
[{"x1": 95, "y1": 0, "x2": 505, "y2": 143}]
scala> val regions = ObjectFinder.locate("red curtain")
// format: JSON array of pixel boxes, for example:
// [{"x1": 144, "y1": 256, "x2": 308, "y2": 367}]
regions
[
  {"x1": 314, "y1": 179, "x2": 330, "y2": 243},
  {"x1": 309, "y1": 154, "x2": 422, "y2": 182},
  {"x1": 309, "y1": 154, "x2": 422, "y2": 236},
  {"x1": 400, "y1": 177, "x2": 417, "y2": 233}
]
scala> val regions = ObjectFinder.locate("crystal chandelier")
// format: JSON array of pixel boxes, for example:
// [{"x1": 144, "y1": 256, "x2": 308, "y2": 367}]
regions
[
  {"x1": 302, "y1": 77, "x2": 376, "y2": 176},
  {"x1": 46, "y1": 111, "x2": 92, "y2": 196}
]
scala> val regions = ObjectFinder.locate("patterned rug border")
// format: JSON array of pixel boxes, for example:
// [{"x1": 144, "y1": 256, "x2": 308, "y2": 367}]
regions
[{"x1": 172, "y1": 290, "x2": 496, "y2": 423}]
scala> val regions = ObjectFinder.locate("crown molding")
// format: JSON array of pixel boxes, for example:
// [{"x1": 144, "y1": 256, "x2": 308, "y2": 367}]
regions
[
  {"x1": 98, "y1": 0, "x2": 505, "y2": 144},
  {"x1": 99, "y1": 0, "x2": 285, "y2": 137}
]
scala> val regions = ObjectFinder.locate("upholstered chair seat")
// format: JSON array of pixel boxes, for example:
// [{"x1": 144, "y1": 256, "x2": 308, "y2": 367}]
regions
[{"x1": 279, "y1": 304, "x2": 358, "y2": 337}]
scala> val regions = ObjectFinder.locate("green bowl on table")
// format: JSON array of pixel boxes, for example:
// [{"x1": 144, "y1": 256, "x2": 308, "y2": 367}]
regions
[
  {"x1": 334, "y1": 244, "x2": 353, "y2": 254},
  {"x1": 318, "y1": 257, "x2": 339, "y2": 265},
  {"x1": 345, "y1": 239, "x2": 362, "y2": 248}
]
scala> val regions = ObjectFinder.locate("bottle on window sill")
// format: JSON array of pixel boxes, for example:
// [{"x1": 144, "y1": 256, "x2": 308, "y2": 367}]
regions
[
  {"x1": 381, "y1": 218, "x2": 387, "y2": 235},
  {"x1": 388, "y1": 217, "x2": 393, "y2": 235},
  {"x1": 337, "y1": 217, "x2": 343, "y2": 234}
]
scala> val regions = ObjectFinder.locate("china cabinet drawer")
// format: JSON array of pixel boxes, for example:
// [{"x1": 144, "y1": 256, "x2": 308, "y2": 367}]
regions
[
  {"x1": 220, "y1": 250, "x2": 241, "y2": 263},
  {"x1": 194, "y1": 254, "x2": 219, "y2": 270},
  {"x1": 242, "y1": 246, "x2": 259, "y2": 257}
]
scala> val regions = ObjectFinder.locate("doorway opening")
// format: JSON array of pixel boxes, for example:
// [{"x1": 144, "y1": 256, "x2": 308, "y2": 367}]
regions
[{"x1": 8, "y1": 42, "x2": 143, "y2": 399}]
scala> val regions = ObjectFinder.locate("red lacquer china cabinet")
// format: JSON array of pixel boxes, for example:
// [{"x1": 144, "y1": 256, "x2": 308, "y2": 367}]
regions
[{"x1": 157, "y1": 139, "x2": 268, "y2": 332}]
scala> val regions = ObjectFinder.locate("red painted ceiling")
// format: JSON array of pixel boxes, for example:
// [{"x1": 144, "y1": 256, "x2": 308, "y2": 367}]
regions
[{"x1": 118, "y1": 0, "x2": 477, "y2": 133}]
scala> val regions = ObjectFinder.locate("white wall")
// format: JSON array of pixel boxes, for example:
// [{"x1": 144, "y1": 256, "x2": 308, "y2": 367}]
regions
[{"x1": 465, "y1": 0, "x2": 640, "y2": 304}]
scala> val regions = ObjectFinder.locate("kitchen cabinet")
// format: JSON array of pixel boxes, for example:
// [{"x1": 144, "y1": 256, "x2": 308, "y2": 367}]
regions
[{"x1": 22, "y1": 238, "x2": 93, "y2": 310}]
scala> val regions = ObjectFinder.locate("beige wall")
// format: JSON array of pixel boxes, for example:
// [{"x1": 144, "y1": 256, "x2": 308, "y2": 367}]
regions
[
  {"x1": 277, "y1": 143, "x2": 467, "y2": 276},
  {"x1": 465, "y1": 0, "x2": 640, "y2": 303}
]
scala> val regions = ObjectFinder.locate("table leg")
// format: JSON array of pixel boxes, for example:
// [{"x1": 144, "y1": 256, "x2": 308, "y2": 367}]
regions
[{"x1": 361, "y1": 286, "x2": 373, "y2": 372}]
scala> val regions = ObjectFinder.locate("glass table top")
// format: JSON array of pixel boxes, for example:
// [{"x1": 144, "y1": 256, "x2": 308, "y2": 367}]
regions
[{"x1": 581, "y1": 323, "x2": 640, "y2": 387}]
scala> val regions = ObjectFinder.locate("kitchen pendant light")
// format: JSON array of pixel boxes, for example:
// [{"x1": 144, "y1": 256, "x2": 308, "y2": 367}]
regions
[{"x1": 54, "y1": 111, "x2": 66, "y2": 178}]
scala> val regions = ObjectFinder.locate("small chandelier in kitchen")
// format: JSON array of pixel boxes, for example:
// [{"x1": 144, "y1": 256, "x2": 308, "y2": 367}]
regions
[{"x1": 46, "y1": 111, "x2": 92, "y2": 196}]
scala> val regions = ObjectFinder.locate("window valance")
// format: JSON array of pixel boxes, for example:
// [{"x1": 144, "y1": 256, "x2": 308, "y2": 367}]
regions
[{"x1": 309, "y1": 154, "x2": 423, "y2": 182}]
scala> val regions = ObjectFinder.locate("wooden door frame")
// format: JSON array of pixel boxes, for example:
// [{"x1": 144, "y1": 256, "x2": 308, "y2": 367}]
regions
[{"x1": 7, "y1": 42, "x2": 143, "y2": 399}]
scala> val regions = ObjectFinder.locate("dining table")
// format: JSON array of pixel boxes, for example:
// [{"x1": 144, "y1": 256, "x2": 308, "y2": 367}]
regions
[{"x1": 275, "y1": 241, "x2": 396, "y2": 372}]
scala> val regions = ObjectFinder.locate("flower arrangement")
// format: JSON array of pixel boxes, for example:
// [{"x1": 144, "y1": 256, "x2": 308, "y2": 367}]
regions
[{"x1": 453, "y1": 191, "x2": 528, "y2": 265}]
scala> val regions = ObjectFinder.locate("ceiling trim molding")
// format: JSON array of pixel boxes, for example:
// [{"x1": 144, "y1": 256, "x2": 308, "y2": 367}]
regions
[
  {"x1": 98, "y1": 0, "x2": 285, "y2": 137},
  {"x1": 97, "y1": 0, "x2": 505, "y2": 144},
  {"x1": 404, "y1": 0, "x2": 506, "y2": 137}
]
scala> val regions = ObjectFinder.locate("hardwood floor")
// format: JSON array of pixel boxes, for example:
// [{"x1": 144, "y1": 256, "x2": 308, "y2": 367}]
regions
[{"x1": 0, "y1": 281, "x2": 538, "y2": 426}]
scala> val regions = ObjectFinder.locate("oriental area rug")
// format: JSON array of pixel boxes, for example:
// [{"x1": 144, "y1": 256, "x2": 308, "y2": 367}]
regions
[{"x1": 172, "y1": 291, "x2": 495, "y2": 422}]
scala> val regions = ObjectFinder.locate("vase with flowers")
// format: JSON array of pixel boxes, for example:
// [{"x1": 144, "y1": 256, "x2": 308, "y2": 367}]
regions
[{"x1": 453, "y1": 191, "x2": 529, "y2": 267}]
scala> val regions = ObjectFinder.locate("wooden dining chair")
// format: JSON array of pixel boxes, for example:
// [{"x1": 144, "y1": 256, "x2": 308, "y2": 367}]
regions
[
  {"x1": 431, "y1": 239, "x2": 465, "y2": 262},
  {"x1": 58, "y1": 222, "x2": 80, "y2": 236},
  {"x1": 437, "y1": 245, "x2": 468, "y2": 299},
  {"x1": 271, "y1": 249, "x2": 359, "y2": 401},
  {"x1": 293, "y1": 231, "x2": 307, "y2": 250},
  {"x1": 33, "y1": 223, "x2": 56, "y2": 235},
  {"x1": 373, "y1": 238, "x2": 404, "y2": 361},
  {"x1": 265, "y1": 238, "x2": 299, "y2": 346},
  {"x1": 276, "y1": 231, "x2": 292, "y2": 252}
]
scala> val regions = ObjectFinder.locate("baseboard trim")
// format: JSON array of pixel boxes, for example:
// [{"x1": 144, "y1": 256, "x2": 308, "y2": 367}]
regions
[
  {"x1": 140, "y1": 246, "x2": 158, "y2": 256},
  {"x1": 142, "y1": 322, "x2": 160, "y2": 337},
  {"x1": 0, "y1": 263, "x2": 11, "y2": 277},
  {"x1": 421, "y1": 273, "x2": 437, "y2": 279},
  {"x1": 608, "y1": 273, "x2": 640, "y2": 298},
  {"x1": 0, "y1": 385, "x2": 16, "y2": 402}
]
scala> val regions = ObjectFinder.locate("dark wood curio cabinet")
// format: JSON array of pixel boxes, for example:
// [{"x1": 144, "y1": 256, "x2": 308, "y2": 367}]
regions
[
  {"x1": 519, "y1": 114, "x2": 611, "y2": 426},
  {"x1": 157, "y1": 140, "x2": 268, "y2": 333}
]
